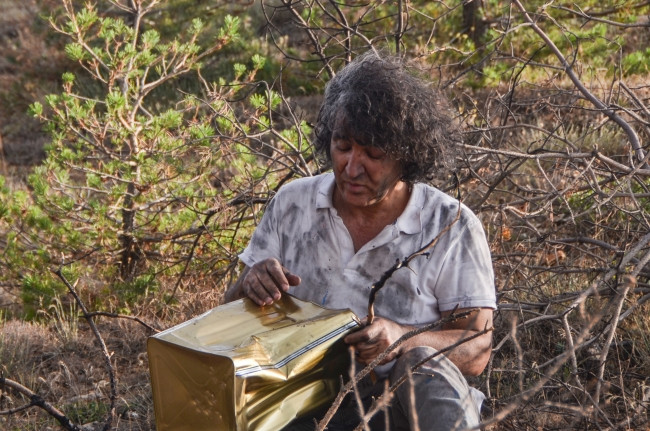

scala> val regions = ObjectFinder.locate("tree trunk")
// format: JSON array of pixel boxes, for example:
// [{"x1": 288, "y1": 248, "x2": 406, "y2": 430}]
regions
[
  {"x1": 463, "y1": 0, "x2": 487, "y2": 47},
  {"x1": 119, "y1": 181, "x2": 139, "y2": 280}
]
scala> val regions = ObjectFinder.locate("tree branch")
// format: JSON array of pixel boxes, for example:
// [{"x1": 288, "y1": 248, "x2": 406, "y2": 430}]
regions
[
  {"x1": 512, "y1": 0, "x2": 647, "y2": 166},
  {"x1": 53, "y1": 268, "x2": 117, "y2": 431},
  {"x1": 0, "y1": 375, "x2": 81, "y2": 431},
  {"x1": 367, "y1": 198, "x2": 461, "y2": 323},
  {"x1": 316, "y1": 309, "x2": 479, "y2": 430}
]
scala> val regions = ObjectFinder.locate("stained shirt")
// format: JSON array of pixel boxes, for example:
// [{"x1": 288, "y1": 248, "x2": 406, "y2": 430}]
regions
[{"x1": 239, "y1": 173, "x2": 496, "y2": 325}]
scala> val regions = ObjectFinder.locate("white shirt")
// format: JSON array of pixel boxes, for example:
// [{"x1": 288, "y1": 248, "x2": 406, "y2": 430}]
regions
[{"x1": 239, "y1": 173, "x2": 496, "y2": 325}]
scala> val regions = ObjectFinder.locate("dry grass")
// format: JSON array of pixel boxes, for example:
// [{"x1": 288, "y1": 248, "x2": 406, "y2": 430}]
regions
[
  {"x1": 0, "y1": 0, "x2": 66, "y2": 166},
  {"x1": 0, "y1": 271, "x2": 233, "y2": 431},
  {"x1": 0, "y1": 311, "x2": 156, "y2": 430},
  {"x1": 2, "y1": 268, "x2": 648, "y2": 430}
]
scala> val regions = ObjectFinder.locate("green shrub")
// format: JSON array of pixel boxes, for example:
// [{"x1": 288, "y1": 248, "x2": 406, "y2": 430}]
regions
[{"x1": 1, "y1": 0, "x2": 314, "y2": 315}]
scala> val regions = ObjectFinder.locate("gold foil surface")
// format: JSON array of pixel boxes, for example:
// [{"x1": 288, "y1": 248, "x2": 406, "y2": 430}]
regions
[{"x1": 148, "y1": 294, "x2": 359, "y2": 431}]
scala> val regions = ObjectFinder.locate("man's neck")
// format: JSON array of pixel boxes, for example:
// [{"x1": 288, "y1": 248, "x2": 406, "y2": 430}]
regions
[{"x1": 333, "y1": 182, "x2": 411, "y2": 251}]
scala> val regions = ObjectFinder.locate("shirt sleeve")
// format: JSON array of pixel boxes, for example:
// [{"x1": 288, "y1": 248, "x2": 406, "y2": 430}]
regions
[
  {"x1": 238, "y1": 195, "x2": 283, "y2": 268},
  {"x1": 433, "y1": 217, "x2": 497, "y2": 312}
]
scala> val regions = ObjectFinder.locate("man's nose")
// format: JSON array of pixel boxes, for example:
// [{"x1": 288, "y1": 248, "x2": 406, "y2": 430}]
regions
[{"x1": 345, "y1": 148, "x2": 365, "y2": 178}]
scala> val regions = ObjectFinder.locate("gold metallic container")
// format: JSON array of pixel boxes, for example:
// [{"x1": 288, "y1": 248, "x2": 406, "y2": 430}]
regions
[{"x1": 148, "y1": 294, "x2": 359, "y2": 431}]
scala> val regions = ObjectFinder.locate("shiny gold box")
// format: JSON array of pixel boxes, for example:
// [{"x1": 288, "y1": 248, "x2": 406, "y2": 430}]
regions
[{"x1": 147, "y1": 294, "x2": 359, "y2": 431}]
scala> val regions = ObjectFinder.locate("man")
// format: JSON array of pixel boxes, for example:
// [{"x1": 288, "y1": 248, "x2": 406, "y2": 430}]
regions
[{"x1": 225, "y1": 52, "x2": 496, "y2": 430}]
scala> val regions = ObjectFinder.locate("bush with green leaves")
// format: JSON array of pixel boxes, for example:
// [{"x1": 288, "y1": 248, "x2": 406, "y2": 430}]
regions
[{"x1": 0, "y1": 0, "x2": 314, "y2": 316}]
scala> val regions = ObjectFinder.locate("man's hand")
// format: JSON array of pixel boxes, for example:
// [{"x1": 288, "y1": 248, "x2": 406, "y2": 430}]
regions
[
  {"x1": 233, "y1": 258, "x2": 301, "y2": 306},
  {"x1": 342, "y1": 308, "x2": 494, "y2": 375},
  {"x1": 343, "y1": 317, "x2": 410, "y2": 365}
]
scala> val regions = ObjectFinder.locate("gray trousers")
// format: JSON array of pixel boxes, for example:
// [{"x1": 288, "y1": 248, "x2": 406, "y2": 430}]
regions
[{"x1": 284, "y1": 347, "x2": 481, "y2": 431}]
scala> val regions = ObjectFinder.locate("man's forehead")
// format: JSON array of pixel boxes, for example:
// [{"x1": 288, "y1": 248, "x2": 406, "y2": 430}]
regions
[{"x1": 332, "y1": 113, "x2": 370, "y2": 144}]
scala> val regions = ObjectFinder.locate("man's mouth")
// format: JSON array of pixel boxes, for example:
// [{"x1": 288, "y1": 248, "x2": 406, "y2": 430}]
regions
[{"x1": 344, "y1": 182, "x2": 367, "y2": 192}]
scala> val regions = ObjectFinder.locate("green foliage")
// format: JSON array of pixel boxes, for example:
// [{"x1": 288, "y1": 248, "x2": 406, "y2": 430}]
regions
[
  {"x1": 0, "y1": 0, "x2": 314, "y2": 315},
  {"x1": 623, "y1": 48, "x2": 650, "y2": 75},
  {"x1": 114, "y1": 274, "x2": 159, "y2": 306},
  {"x1": 21, "y1": 275, "x2": 66, "y2": 320},
  {"x1": 64, "y1": 401, "x2": 109, "y2": 424},
  {"x1": 219, "y1": 15, "x2": 240, "y2": 40}
]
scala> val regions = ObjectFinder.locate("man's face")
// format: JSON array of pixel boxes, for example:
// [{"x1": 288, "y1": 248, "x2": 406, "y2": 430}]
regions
[{"x1": 330, "y1": 114, "x2": 404, "y2": 209}]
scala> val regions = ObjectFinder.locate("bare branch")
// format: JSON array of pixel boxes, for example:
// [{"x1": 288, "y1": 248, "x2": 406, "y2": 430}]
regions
[
  {"x1": 316, "y1": 309, "x2": 480, "y2": 430},
  {"x1": 53, "y1": 268, "x2": 117, "y2": 431},
  {"x1": 512, "y1": 0, "x2": 647, "y2": 166},
  {"x1": 367, "y1": 198, "x2": 462, "y2": 323},
  {"x1": 84, "y1": 311, "x2": 160, "y2": 333},
  {"x1": 0, "y1": 376, "x2": 81, "y2": 431}
]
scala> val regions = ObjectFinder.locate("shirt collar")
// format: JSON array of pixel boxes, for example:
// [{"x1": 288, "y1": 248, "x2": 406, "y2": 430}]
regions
[
  {"x1": 315, "y1": 172, "x2": 336, "y2": 209},
  {"x1": 315, "y1": 172, "x2": 424, "y2": 235},
  {"x1": 394, "y1": 183, "x2": 423, "y2": 235}
]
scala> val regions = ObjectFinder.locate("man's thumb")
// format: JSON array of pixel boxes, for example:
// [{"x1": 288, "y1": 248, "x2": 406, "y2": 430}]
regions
[{"x1": 284, "y1": 269, "x2": 301, "y2": 286}]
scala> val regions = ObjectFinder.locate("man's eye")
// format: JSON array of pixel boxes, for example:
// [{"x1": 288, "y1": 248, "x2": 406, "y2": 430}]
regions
[
  {"x1": 334, "y1": 141, "x2": 351, "y2": 151},
  {"x1": 367, "y1": 149, "x2": 386, "y2": 160}
]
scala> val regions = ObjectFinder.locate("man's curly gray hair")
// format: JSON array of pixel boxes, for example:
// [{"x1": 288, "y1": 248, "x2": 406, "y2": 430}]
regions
[{"x1": 313, "y1": 52, "x2": 461, "y2": 184}]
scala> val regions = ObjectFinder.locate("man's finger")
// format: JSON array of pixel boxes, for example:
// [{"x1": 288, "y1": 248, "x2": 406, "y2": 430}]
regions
[
  {"x1": 251, "y1": 265, "x2": 283, "y2": 301},
  {"x1": 245, "y1": 279, "x2": 270, "y2": 306},
  {"x1": 246, "y1": 271, "x2": 275, "y2": 305},
  {"x1": 283, "y1": 268, "x2": 301, "y2": 287},
  {"x1": 344, "y1": 327, "x2": 372, "y2": 344},
  {"x1": 264, "y1": 260, "x2": 291, "y2": 292}
]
